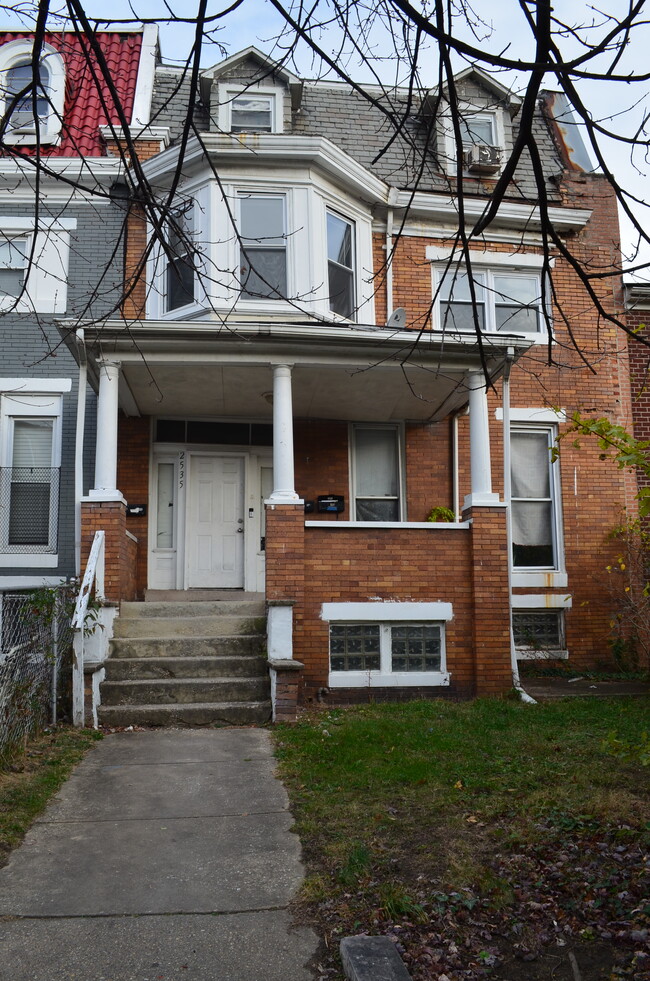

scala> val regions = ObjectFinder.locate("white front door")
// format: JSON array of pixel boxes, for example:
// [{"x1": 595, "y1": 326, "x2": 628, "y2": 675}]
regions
[{"x1": 187, "y1": 455, "x2": 245, "y2": 588}]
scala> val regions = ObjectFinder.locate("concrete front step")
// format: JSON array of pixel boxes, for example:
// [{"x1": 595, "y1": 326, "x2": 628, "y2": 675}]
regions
[
  {"x1": 105, "y1": 655, "x2": 268, "y2": 681},
  {"x1": 121, "y1": 600, "x2": 266, "y2": 619},
  {"x1": 113, "y1": 614, "x2": 266, "y2": 639},
  {"x1": 97, "y1": 700, "x2": 272, "y2": 727},
  {"x1": 110, "y1": 635, "x2": 265, "y2": 659},
  {"x1": 100, "y1": 677, "x2": 270, "y2": 706}
]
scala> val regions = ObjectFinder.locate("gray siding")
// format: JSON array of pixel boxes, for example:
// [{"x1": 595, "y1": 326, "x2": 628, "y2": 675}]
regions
[{"x1": 0, "y1": 200, "x2": 126, "y2": 582}]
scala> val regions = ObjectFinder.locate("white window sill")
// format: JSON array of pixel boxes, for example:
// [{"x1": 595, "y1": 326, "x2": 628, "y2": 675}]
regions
[
  {"x1": 0, "y1": 553, "x2": 59, "y2": 568},
  {"x1": 306, "y1": 520, "x2": 470, "y2": 529},
  {"x1": 516, "y1": 649, "x2": 568, "y2": 661},
  {"x1": 511, "y1": 571, "x2": 568, "y2": 587},
  {"x1": 329, "y1": 671, "x2": 451, "y2": 688}
]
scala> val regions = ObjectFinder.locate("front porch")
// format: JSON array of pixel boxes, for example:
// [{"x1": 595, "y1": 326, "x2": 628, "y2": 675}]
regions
[{"x1": 74, "y1": 320, "x2": 529, "y2": 718}]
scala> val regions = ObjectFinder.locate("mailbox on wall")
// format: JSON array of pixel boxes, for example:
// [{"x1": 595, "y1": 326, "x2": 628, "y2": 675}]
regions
[{"x1": 317, "y1": 495, "x2": 345, "y2": 514}]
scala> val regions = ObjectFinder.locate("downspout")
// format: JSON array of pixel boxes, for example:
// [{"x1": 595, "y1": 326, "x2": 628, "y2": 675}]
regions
[
  {"x1": 74, "y1": 328, "x2": 87, "y2": 579},
  {"x1": 385, "y1": 188, "x2": 399, "y2": 318},
  {"x1": 503, "y1": 347, "x2": 536, "y2": 704}
]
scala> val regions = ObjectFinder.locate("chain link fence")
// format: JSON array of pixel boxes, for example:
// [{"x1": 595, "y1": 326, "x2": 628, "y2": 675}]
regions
[{"x1": 0, "y1": 586, "x2": 74, "y2": 761}]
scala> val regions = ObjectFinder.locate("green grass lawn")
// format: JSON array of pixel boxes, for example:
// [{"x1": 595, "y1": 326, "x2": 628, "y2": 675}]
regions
[
  {"x1": 274, "y1": 698, "x2": 649, "y2": 980},
  {"x1": 0, "y1": 726, "x2": 102, "y2": 867}
]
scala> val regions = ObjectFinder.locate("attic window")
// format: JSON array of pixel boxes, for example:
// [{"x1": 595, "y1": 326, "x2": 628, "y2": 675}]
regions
[
  {"x1": 460, "y1": 113, "x2": 501, "y2": 173},
  {"x1": 231, "y1": 94, "x2": 274, "y2": 132},
  {"x1": 0, "y1": 40, "x2": 65, "y2": 145}
]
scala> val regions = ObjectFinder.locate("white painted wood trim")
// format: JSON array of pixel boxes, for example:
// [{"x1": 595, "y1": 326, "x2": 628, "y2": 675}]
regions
[{"x1": 321, "y1": 602, "x2": 453, "y2": 621}]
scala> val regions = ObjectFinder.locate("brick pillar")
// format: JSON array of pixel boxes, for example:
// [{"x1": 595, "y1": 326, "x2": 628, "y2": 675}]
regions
[
  {"x1": 81, "y1": 500, "x2": 136, "y2": 604},
  {"x1": 265, "y1": 504, "x2": 305, "y2": 719},
  {"x1": 466, "y1": 505, "x2": 513, "y2": 696}
]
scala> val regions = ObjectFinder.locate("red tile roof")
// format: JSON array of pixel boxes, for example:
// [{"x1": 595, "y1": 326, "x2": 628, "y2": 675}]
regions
[{"x1": 0, "y1": 30, "x2": 143, "y2": 157}]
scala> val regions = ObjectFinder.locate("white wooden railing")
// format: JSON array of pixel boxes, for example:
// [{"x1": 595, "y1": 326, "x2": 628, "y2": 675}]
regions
[{"x1": 71, "y1": 530, "x2": 105, "y2": 727}]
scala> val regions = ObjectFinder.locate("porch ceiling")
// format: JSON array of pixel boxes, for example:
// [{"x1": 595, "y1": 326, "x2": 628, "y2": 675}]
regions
[{"x1": 118, "y1": 360, "x2": 472, "y2": 422}]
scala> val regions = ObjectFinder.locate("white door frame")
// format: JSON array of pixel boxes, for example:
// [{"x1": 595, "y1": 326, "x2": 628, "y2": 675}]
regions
[{"x1": 149, "y1": 443, "x2": 272, "y2": 592}]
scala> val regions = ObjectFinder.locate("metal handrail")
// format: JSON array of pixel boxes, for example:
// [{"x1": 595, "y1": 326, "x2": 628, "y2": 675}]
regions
[{"x1": 72, "y1": 530, "x2": 105, "y2": 726}]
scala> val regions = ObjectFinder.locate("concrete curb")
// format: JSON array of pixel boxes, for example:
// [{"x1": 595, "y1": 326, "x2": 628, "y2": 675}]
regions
[{"x1": 340, "y1": 936, "x2": 412, "y2": 981}]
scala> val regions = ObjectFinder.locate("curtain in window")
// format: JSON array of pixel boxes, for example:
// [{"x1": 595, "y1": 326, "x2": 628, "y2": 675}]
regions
[
  {"x1": 511, "y1": 430, "x2": 554, "y2": 566},
  {"x1": 355, "y1": 428, "x2": 399, "y2": 521}
]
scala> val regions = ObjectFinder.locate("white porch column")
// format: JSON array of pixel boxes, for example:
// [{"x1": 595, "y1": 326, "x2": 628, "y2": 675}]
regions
[
  {"x1": 268, "y1": 363, "x2": 301, "y2": 503},
  {"x1": 89, "y1": 359, "x2": 124, "y2": 501},
  {"x1": 464, "y1": 370, "x2": 500, "y2": 509}
]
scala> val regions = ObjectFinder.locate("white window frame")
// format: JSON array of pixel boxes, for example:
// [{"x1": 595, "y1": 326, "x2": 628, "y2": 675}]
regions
[
  {"x1": 0, "y1": 39, "x2": 65, "y2": 145},
  {"x1": 439, "y1": 103, "x2": 505, "y2": 176},
  {"x1": 350, "y1": 423, "x2": 405, "y2": 523},
  {"x1": 218, "y1": 85, "x2": 283, "y2": 134},
  {"x1": 510, "y1": 423, "x2": 564, "y2": 573},
  {"x1": 323, "y1": 602, "x2": 452, "y2": 687},
  {"x1": 427, "y1": 248, "x2": 551, "y2": 342},
  {"x1": 326, "y1": 209, "x2": 356, "y2": 321},
  {"x1": 236, "y1": 190, "x2": 288, "y2": 302},
  {"x1": 0, "y1": 393, "x2": 62, "y2": 566},
  {"x1": 0, "y1": 217, "x2": 75, "y2": 314}
]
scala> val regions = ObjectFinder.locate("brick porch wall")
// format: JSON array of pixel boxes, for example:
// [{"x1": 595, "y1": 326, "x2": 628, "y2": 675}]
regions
[
  {"x1": 263, "y1": 512, "x2": 514, "y2": 709},
  {"x1": 117, "y1": 416, "x2": 151, "y2": 598},
  {"x1": 81, "y1": 501, "x2": 137, "y2": 604}
]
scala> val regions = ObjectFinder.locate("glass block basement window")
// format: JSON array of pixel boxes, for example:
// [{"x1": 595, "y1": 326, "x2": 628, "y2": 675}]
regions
[
  {"x1": 391, "y1": 624, "x2": 441, "y2": 671},
  {"x1": 513, "y1": 611, "x2": 563, "y2": 650},
  {"x1": 329, "y1": 624, "x2": 380, "y2": 672}
]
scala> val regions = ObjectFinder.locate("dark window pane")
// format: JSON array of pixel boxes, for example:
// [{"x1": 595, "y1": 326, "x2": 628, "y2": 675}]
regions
[
  {"x1": 329, "y1": 623, "x2": 380, "y2": 672},
  {"x1": 240, "y1": 248, "x2": 287, "y2": 299},
  {"x1": 156, "y1": 419, "x2": 186, "y2": 442},
  {"x1": 9, "y1": 482, "x2": 50, "y2": 545},
  {"x1": 356, "y1": 499, "x2": 399, "y2": 521},
  {"x1": 440, "y1": 302, "x2": 485, "y2": 332},
  {"x1": 167, "y1": 257, "x2": 194, "y2": 310},
  {"x1": 328, "y1": 262, "x2": 354, "y2": 318},
  {"x1": 251, "y1": 424, "x2": 273, "y2": 446}
]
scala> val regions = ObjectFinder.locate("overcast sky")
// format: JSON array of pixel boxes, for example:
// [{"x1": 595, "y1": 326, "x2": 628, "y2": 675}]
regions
[{"x1": 4, "y1": 0, "x2": 649, "y2": 278}]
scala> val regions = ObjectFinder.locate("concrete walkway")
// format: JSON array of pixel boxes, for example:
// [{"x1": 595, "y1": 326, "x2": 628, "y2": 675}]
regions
[{"x1": 0, "y1": 729, "x2": 319, "y2": 981}]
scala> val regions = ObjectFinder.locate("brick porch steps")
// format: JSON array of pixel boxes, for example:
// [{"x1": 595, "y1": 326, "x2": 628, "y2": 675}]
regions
[{"x1": 98, "y1": 596, "x2": 271, "y2": 727}]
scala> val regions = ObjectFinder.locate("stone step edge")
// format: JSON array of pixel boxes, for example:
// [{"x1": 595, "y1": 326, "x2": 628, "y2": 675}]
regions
[{"x1": 111, "y1": 634, "x2": 267, "y2": 642}]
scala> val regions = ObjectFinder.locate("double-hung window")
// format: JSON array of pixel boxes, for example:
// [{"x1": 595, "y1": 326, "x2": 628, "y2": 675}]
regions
[
  {"x1": 238, "y1": 193, "x2": 287, "y2": 300},
  {"x1": 0, "y1": 395, "x2": 62, "y2": 559},
  {"x1": 351, "y1": 424, "x2": 401, "y2": 521},
  {"x1": 327, "y1": 211, "x2": 355, "y2": 319},
  {"x1": 0, "y1": 237, "x2": 27, "y2": 297},
  {"x1": 166, "y1": 204, "x2": 195, "y2": 312},
  {"x1": 510, "y1": 427, "x2": 559, "y2": 569},
  {"x1": 438, "y1": 268, "x2": 543, "y2": 334},
  {"x1": 459, "y1": 113, "x2": 497, "y2": 151},
  {"x1": 231, "y1": 94, "x2": 274, "y2": 132}
]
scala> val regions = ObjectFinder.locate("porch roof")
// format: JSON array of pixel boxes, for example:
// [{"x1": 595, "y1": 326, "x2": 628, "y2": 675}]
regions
[{"x1": 71, "y1": 320, "x2": 534, "y2": 423}]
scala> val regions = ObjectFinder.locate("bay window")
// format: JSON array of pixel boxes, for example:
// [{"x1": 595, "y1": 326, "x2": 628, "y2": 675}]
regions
[
  {"x1": 327, "y1": 211, "x2": 355, "y2": 319},
  {"x1": 238, "y1": 193, "x2": 287, "y2": 300},
  {"x1": 166, "y1": 204, "x2": 195, "y2": 311}
]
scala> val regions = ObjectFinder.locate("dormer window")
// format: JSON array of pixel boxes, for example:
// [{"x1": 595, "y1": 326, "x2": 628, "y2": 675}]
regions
[
  {"x1": 218, "y1": 86, "x2": 283, "y2": 134},
  {"x1": 459, "y1": 113, "x2": 501, "y2": 173},
  {"x1": 231, "y1": 94, "x2": 274, "y2": 133},
  {"x1": 0, "y1": 40, "x2": 65, "y2": 145}
]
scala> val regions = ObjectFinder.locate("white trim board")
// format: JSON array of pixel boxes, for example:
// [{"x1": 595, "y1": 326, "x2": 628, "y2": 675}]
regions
[{"x1": 321, "y1": 601, "x2": 453, "y2": 621}]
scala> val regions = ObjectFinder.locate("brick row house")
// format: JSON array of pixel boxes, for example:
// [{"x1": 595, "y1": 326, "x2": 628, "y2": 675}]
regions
[{"x1": 1, "y1": 35, "x2": 637, "y2": 722}]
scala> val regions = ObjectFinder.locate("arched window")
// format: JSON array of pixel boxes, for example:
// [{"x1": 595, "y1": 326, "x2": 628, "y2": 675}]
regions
[{"x1": 0, "y1": 39, "x2": 65, "y2": 144}]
